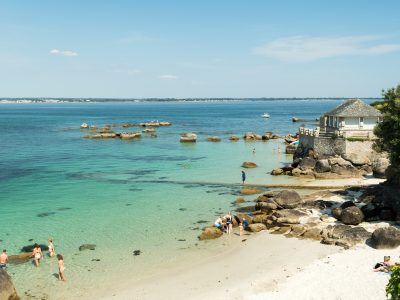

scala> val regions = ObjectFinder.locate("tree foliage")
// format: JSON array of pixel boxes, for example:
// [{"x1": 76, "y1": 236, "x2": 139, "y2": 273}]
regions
[
  {"x1": 374, "y1": 84, "x2": 400, "y2": 167},
  {"x1": 386, "y1": 266, "x2": 400, "y2": 299}
]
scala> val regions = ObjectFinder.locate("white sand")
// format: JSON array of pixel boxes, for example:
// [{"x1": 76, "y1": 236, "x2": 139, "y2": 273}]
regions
[
  {"x1": 251, "y1": 246, "x2": 395, "y2": 300},
  {"x1": 100, "y1": 232, "x2": 338, "y2": 300}
]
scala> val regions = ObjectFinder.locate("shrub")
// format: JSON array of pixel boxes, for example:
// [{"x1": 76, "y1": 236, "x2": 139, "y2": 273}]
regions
[{"x1": 386, "y1": 266, "x2": 400, "y2": 299}]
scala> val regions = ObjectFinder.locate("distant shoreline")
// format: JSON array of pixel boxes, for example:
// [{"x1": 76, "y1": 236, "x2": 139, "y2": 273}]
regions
[{"x1": 0, "y1": 97, "x2": 382, "y2": 104}]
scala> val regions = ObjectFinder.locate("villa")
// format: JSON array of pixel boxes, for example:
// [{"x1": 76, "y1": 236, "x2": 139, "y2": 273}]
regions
[{"x1": 298, "y1": 99, "x2": 382, "y2": 156}]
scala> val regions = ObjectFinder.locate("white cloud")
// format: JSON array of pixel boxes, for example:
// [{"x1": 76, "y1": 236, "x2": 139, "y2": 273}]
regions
[
  {"x1": 159, "y1": 74, "x2": 177, "y2": 80},
  {"x1": 253, "y1": 35, "x2": 400, "y2": 62},
  {"x1": 50, "y1": 49, "x2": 78, "y2": 57}
]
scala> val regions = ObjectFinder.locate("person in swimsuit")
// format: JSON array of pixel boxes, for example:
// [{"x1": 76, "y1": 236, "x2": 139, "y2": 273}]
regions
[
  {"x1": 0, "y1": 249, "x2": 8, "y2": 269},
  {"x1": 224, "y1": 213, "x2": 233, "y2": 234},
  {"x1": 48, "y1": 239, "x2": 55, "y2": 257},
  {"x1": 241, "y1": 171, "x2": 246, "y2": 184},
  {"x1": 374, "y1": 256, "x2": 394, "y2": 272},
  {"x1": 32, "y1": 244, "x2": 43, "y2": 268},
  {"x1": 57, "y1": 254, "x2": 66, "y2": 281},
  {"x1": 214, "y1": 217, "x2": 223, "y2": 229},
  {"x1": 239, "y1": 222, "x2": 244, "y2": 236}
]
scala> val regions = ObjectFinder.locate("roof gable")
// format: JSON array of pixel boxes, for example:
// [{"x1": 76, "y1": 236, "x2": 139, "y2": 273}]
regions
[{"x1": 324, "y1": 99, "x2": 381, "y2": 117}]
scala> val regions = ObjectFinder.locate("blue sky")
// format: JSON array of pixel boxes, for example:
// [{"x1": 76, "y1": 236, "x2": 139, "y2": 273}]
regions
[{"x1": 1, "y1": 0, "x2": 400, "y2": 98}]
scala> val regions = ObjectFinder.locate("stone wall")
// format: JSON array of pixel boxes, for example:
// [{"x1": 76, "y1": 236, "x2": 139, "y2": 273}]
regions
[
  {"x1": 345, "y1": 140, "x2": 375, "y2": 158},
  {"x1": 299, "y1": 134, "x2": 346, "y2": 156}
]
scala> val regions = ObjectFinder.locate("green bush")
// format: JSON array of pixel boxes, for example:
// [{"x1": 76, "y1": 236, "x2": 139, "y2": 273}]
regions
[{"x1": 386, "y1": 265, "x2": 400, "y2": 299}]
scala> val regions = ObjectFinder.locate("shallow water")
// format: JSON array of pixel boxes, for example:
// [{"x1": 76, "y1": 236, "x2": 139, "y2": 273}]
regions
[{"x1": 0, "y1": 99, "x2": 373, "y2": 298}]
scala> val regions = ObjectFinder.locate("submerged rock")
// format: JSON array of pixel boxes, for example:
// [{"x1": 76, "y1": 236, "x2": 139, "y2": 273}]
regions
[
  {"x1": 240, "y1": 187, "x2": 263, "y2": 195},
  {"x1": 21, "y1": 244, "x2": 48, "y2": 252},
  {"x1": 0, "y1": 269, "x2": 19, "y2": 300},
  {"x1": 79, "y1": 244, "x2": 96, "y2": 251}
]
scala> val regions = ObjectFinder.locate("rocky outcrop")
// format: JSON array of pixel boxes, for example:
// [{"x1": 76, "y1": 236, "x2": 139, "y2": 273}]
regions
[
  {"x1": 271, "y1": 168, "x2": 284, "y2": 175},
  {"x1": 244, "y1": 132, "x2": 262, "y2": 141},
  {"x1": 342, "y1": 153, "x2": 371, "y2": 166},
  {"x1": 120, "y1": 132, "x2": 142, "y2": 139},
  {"x1": 285, "y1": 144, "x2": 297, "y2": 154},
  {"x1": 143, "y1": 128, "x2": 156, "y2": 133},
  {"x1": 340, "y1": 206, "x2": 364, "y2": 225},
  {"x1": 274, "y1": 190, "x2": 302, "y2": 209},
  {"x1": 371, "y1": 227, "x2": 400, "y2": 249},
  {"x1": 229, "y1": 135, "x2": 240, "y2": 141},
  {"x1": 272, "y1": 209, "x2": 307, "y2": 224},
  {"x1": 180, "y1": 133, "x2": 197, "y2": 142},
  {"x1": 0, "y1": 269, "x2": 19, "y2": 300},
  {"x1": 241, "y1": 161, "x2": 257, "y2": 168},
  {"x1": 240, "y1": 187, "x2": 263, "y2": 195},
  {"x1": 207, "y1": 136, "x2": 221, "y2": 142},
  {"x1": 314, "y1": 159, "x2": 331, "y2": 173},
  {"x1": 321, "y1": 225, "x2": 371, "y2": 248},
  {"x1": 198, "y1": 226, "x2": 223, "y2": 240}
]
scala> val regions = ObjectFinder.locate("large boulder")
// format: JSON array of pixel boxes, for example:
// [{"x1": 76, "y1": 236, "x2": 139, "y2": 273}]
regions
[
  {"x1": 361, "y1": 203, "x2": 380, "y2": 219},
  {"x1": 241, "y1": 161, "x2": 257, "y2": 168},
  {"x1": 330, "y1": 164, "x2": 359, "y2": 177},
  {"x1": 322, "y1": 225, "x2": 371, "y2": 248},
  {"x1": 298, "y1": 157, "x2": 317, "y2": 170},
  {"x1": 372, "y1": 157, "x2": 390, "y2": 179},
  {"x1": 331, "y1": 207, "x2": 342, "y2": 220},
  {"x1": 273, "y1": 209, "x2": 308, "y2": 224},
  {"x1": 314, "y1": 159, "x2": 331, "y2": 173},
  {"x1": 0, "y1": 269, "x2": 19, "y2": 300},
  {"x1": 285, "y1": 144, "x2": 297, "y2": 154},
  {"x1": 244, "y1": 132, "x2": 262, "y2": 141},
  {"x1": 371, "y1": 227, "x2": 400, "y2": 249},
  {"x1": 246, "y1": 223, "x2": 267, "y2": 232},
  {"x1": 328, "y1": 156, "x2": 352, "y2": 167},
  {"x1": 255, "y1": 199, "x2": 278, "y2": 212},
  {"x1": 342, "y1": 153, "x2": 371, "y2": 166},
  {"x1": 180, "y1": 133, "x2": 197, "y2": 142},
  {"x1": 271, "y1": 168, "x2": 284, "y2": 175},
  {"x1": 301, "y1": 227, "x2": 322, "y2": 241},
  {"x1": 340, "y1": 201, "x2": 356, "y2": 209},
  {"x1": 274, "y1": 190, "x2": 302, "y2": 209},
  {"x1": 340, "y1": 206, "x2": 364, "y2": 225},
  {"x1": 198, "y1": 227, "x2": 223, "y2": 240}
]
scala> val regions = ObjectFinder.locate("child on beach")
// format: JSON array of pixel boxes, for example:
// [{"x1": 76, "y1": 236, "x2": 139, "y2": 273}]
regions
[
  {"x1": 239, "y1": 222, "x2": 244, "y2": 236},
  {"x1": 57, "y1": 254, "x2": 66, "y2": 281},
  {"x1": 373, "y1": 256, "x2": 394, "y2": 272},
  {"x1": 48, "y1": 239, "x2": 55, "y2": 257}
]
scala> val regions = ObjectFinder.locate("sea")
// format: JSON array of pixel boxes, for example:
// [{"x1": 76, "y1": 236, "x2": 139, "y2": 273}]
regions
[{"x1": 0, "y1": 99, "x2": 375, "y2": 299}]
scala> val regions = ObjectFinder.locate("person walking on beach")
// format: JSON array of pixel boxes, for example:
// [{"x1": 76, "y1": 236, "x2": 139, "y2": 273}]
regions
[
  {"x1": 241, "y1": 171, "x2": 246, "y2": 184},
  {"x1": 48, "y1": 239, "x2": 55, "y2": 257},
  {"x1": 57, "y1": 254, "x2": 66, "y2": 281},
  {"x1": 239, "y1": 223, "x2": 244, "y2": 236},
  {"x1": 32, "y1": 244, "x2": 43, "y2": 268},
  {"x1": 0, "y1": 249, "x2": 8, "y2": 269}
]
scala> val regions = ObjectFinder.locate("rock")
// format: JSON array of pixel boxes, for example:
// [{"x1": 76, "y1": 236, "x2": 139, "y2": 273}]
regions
[
  {"x1": 298, "y1": 157, "x2": 317, "y2": 170},
  {"x1": 321, "y1": 224, "x2": 352, "y2": 240},
  {"x1": 257, "y1": 191, "x2": 278, "y2": 200},
  {"x1": 274, "y1": 190, "x2": 302, "y2": 209},
  {"x1": 340, "y1": 201, "x2": 356, "y2": 209},
  {"x1": 246, "y1": 223, "x2": 267, "y2": 232},
  {"x1": 255, "y1": 201, "x2": 278, "y2": 212},
  {"x1": 284, "y1": 135, "x2": 297, "y2": 143},
  {"x1": 229, "y1": 135, "x2": 240, "y2": 141},
  {"x1": 372, "y1": 157, "x2": 390, "y2": 178},
  {"x1": 285, "y1": 144, "x2": 297, "y2": 154},
  {"x1": 120, "y1": 132, "x2": 141, "y2": 139},
  {"x1": 340, "y1": 206, "x2": 364, "y2": 225},
  {"x1": 240, "y1": 187, "x2": 263, "y2": 195},
  {"x1": 379, "y1": 208, "x2": 396, "y2": 221},
  {"x1": 143, "y1": 128, "x2": 156, "y2": 133},
  {"x1": 235, "y1": 197, "x2": 246, "y2": 204},
  {"x1": 339, "y1": 227, "x2": 371, "y2": 247},
  {"x1": 252, "y1": 214, "x2": 269, "y2": 224},
  {"x1": 286, "y1": 224, "x2": 307, "y2": 237},
  {"x1": 198, "y1": 226, "x2": 223, "y2": 240},
  {"x1": 273, "y1": 209, "x2": 308, "y2": 224},
  {"x1": 241, "y1": 161, "x2": 257, "y2": 168},
  {"x1": 301, "y1": 227, "x2": 322, "y2": 240},
  {"x1": 244, "y1": 132, "x2": 262, "y2": 141},
  {"x1": 342, "y1": 153, "x2": 371, "y2": 166},
  {"x1": 291, "y1": 168, "x2": 301, "y2": 177},
  {"x1": 372, "y1": 227, "x2": 400, "y2": 249},
  {"x1": 180, "y1": 133, "x2": 197, "y2": 142},
  {"x1": 328, "y1": 156, "x2": 352, "y2": 167},
  {"x1": 8, "y1": 253, "x2": 33, "y2": 265},
  {"x1": 207, "y1": 136, "x2": 221, "y2": 142},
  {"x1": 271, "y1": 168, "x2": 284, "y2": 175},
  {"x1": 270, "y1": 226, "x2": 292, "y2": 235},
  {"x1": 80, "y1": 123, "x2": 89, "y2": 129},
  {"x1": 361, "y1": 203, "x2": 380, "y2": 219},
  {"x1": 314, "y1": 159, "x2": 331, "y2": 173},
  {"x1": 0, "y1": 269, "x2": 19, "y2": 300},
  {"x1": 159, "y1": 121, "x2": 172, "y2": 126},
  {"x1": 79, "y1": 244, "x2": 96, "y2": 251},
  {"x1": 21, "y1": 244, "x2": 48, "y2": 252},
  {"x1": 330, "y1": 164, "x2": 359, "y2": 177}
]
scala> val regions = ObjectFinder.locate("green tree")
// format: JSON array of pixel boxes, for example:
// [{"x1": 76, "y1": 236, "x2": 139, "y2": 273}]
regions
[{"x1": 374, "y1": 84, "x2": 400, "y2": 167}]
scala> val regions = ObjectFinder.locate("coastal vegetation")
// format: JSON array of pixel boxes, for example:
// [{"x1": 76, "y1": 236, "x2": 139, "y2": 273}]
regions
[
  {"x1": 373, "y1": 84, "x2": 400, "y2": 167},
  {"x1": 386, "y1": 266, "x2": 400, "y2": 299}
]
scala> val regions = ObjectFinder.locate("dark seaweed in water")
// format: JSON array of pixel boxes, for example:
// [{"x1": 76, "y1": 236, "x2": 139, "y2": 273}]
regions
[
  {"x1": 37, "y1": 212, "x2": 56, "y2": 218},
  {"x1": 179, "y1": 208, "x2": 187, "y2": 211},
  {"x1": 21, "y1": 244, "x2": 49, "y2": 252},
  {"x1": 66, "y1": 169, "x2": 160, "y2": 180},
  {"x1": 58, "y1": 207, "x2": 72, "y2": 211},
  {"x1": 196, "y1": 220, "x2": 208, "y2": 224},
  {"x1": 120, "y1": 155, "x2": 206, "y2": 163},
  {"x1": 129, "y1": 188, "x2": 143, "y2": 192},
  {"x1": 133, "y1": 250, "x2": 141, "y2": 256}
]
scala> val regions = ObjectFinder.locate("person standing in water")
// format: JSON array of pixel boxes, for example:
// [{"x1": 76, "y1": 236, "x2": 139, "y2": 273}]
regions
[
  {"x1": 241, "y1": 171, "x2": 246, "y2": 184},
  {"x1": 48, "y1": 239, "x2": 55, "y2": 257},
  {"x1": 57, "y1": 254, "x2": 66, "y2": 281},
  {"x1": 0, "y1": 249, "x2": 8, "y2": 269},
  {"x1": 32, "y1": 244, "x2": 43, "y2": 268}
]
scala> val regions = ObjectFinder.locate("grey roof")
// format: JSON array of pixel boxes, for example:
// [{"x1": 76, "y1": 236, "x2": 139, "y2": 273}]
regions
[{"x1": 324, "y1": 99, "x2": 381, "y2": 117}]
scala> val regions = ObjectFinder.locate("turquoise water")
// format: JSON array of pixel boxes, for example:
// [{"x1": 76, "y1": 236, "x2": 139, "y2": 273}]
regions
[{"x1": 0, "y1": 100, "x2": 373, "y2": 298}]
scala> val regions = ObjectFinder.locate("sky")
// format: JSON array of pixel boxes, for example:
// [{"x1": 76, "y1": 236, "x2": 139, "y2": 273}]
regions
[{"x1": 0, "y1": 0, "x2": 400, "y2": 98}]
